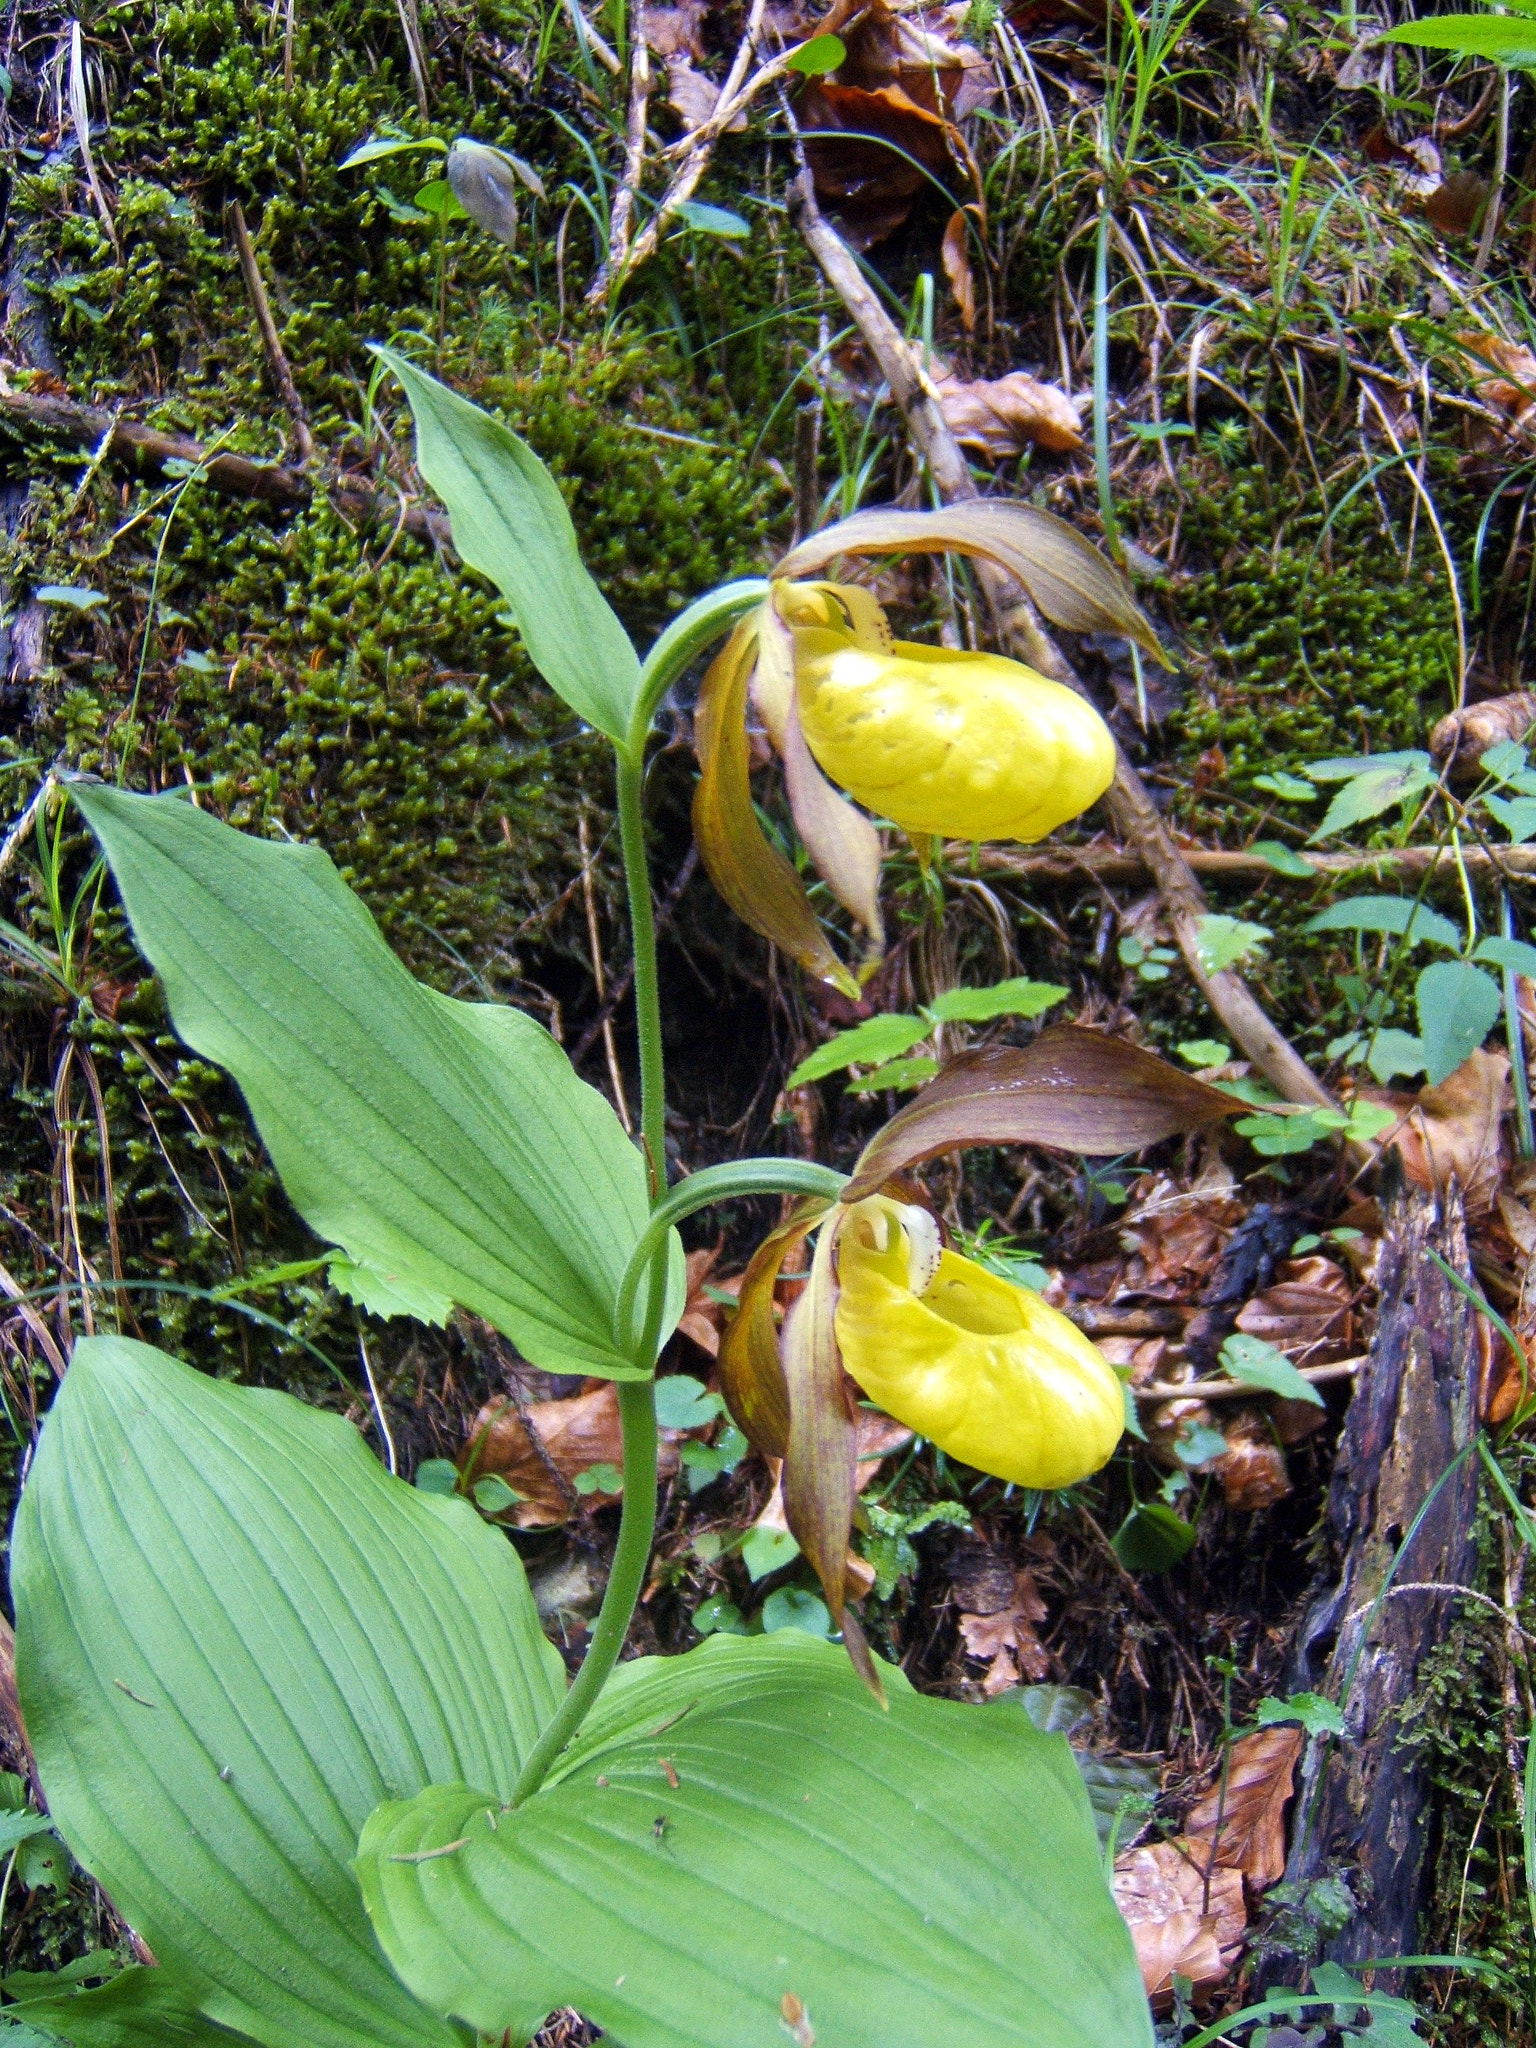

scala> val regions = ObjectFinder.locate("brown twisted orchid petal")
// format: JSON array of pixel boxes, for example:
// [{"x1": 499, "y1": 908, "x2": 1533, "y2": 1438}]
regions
[
  {"x1": 779, "y1": 1219, "x2": 884, "y2": 1702},
  {"x1": 691, "y1": 615, "x2": 860, "y2": 997},
  {"x1": 844, "y1": 1026, "x2": 1239, "y2": 1200},
  {"x1": 717, "y1": 1196, "x2": 832, "y2": 1459},
  {"x1": 752, "y1": 596, "x2": 886, "y2": 953},
  {"x1": 773, "y1": 501, "x2": 1165, "y2": 664}
]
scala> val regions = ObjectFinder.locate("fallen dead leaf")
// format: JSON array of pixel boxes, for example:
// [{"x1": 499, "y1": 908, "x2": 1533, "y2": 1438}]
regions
[
  {"x1": 1233, "y1": 1255, "x2": 1353, "y2": 1359},
  {"x1": 1214, "y1": 1420, "x2": 1293, "y2": 1511},
  {"x1": 958, "y1": 1567, "x2": 1052, "y2": 1693},
  {"x1": 1362, "y1": 1048, "x2": 1511, "y2": 1218},
  {"x1": 1424, "y1": 169, "x2": 1488, "y2": 238},
  {"x1": 1185, "y1": 1725, "x2": 1303, "y2": 1890},
  {"x1": 933, "y1": 365, "x2": 1082, "y2": 458},
  {"x1": 665, "y1": 56, "x2": 746, "y2": 134},
  {"x1": 676, "y1": 1244, "x2": 738, "y2": 1357},
  {"x1": 464, "y1": 1385, "x2": 681, "y2": 1528},
  {"x1": 640, "y1": 0, "x2": 707, "y2": 58},
  {"x1": 1112, "y1": 1839, "x2": 1246, "y2": 2005},
  {"x1": 1431, "y1": 691, "x2": 1536, "y2": 778},
  {"x1": 941, "y1": 206, "x2": 976, "y2": 331},
  {"x1": 1457, "y1": 330, "x2": 1536, "y2": 434}
]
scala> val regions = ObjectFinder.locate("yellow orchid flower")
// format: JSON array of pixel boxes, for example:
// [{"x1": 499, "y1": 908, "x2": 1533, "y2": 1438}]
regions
[
  {"x1": 693, "y1": 500, "x2": 1158, "y2": 994},
  {"x1": 782, "y1": 584, "x2": 1115, "y2": 847},
  {"x1": 833, "y1": 1196, "x2": 1124, "y2": 1490}
]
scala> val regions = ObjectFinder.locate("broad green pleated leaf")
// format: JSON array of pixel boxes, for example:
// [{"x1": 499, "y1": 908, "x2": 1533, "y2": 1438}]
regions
[
  {"x1": 9, "y1": 1965, "x2": 255, "y2": 2045},
  {"x1": 373, "y1": 348, "x2": 640, "y2": 743},
  {"x1": 356, "y1": 1633, "x2": 1152, "y2": 2048},
  {"x1": 73, "y1": 782, "x2": 671, "y2": 1380},
  {"x1": 13, "y1": 1335, "x2": 566, "y2": 2048}
]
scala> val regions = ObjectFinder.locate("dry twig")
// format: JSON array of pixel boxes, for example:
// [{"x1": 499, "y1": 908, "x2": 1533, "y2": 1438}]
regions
[{"x1": 228, "y1": 202, "x2": 315, "y2": 464}]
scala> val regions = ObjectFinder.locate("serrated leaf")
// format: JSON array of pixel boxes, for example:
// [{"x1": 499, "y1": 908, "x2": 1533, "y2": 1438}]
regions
[
  {"x1": 72, "y1": 785, "x2": 670, "y2": 1380},
  {"x1": 1251, "y1": 839, "x2": 1317, "y2": 875},
  {"x1": 774, "y1": 501, "x2": 1164, "y2": 662},
  {"x1": 1416, "y1": 959, "x2": 1503, "y2": 1086},
  {"x1": 844, "y1": 1027, "x2": 1236, "y2": 1201},
  {"x1": 1305, "y1": 895, "x2": 1461, "y2": 951},
  {"x1": 1219, "y1": 1333, "x2": 1325, "y2": 1407},
  {"x1": 788, "y1": 1014, "x2": 930, "y2": 1087},
  {"x1": 1310, "y1": 762, "x2": 1434, "y2": 841},
  {"x1": 1195, "y1": 914, "x2": 1270, "y2": 974},
  {"x1": 1255, "y1": 1692, "x2": 1345, "y2": 1739},
  {"x1": 373, "y1": 349, "x2": 640, "y2": 744},
  {"x1": 1475, "y1": 935, "x2": 1536, "y2": 979},
  {"x1": 1486, "y1": 793, "x2": 1536, "y2": 843},
  {"x1": 1384, "y1": 14, "x2": 1536, "y2": 59},
  {"x1": 355, "y1": 1635, "x2": 1152, "y2": 2048},
  {"x1": 923, "y1": 978, "x2": 1068, "y2": 1025},
  {"x1": 14, "y1": 1336, "x2": 566, "y2": 2048}
]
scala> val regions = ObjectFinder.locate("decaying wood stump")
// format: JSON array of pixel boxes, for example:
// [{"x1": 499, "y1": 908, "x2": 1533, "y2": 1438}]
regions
[{"x1": 1273, "y1": 1174, "x2": 1482, "y2": 1987}]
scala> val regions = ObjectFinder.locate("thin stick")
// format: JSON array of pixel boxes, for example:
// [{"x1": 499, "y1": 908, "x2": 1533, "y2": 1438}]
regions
[
  {"x1": 787, "y1": 167, "x2": 1336, "y2": 1112},
  {"x1": 964, "y1": 839, "x2": 1536, "y2": 888},
  {"x1": 0, "y1": 382, "x2": 445, "y2": 538},
  {"x1": 0, "y1": 778, "x2": 51, "y2": 887},
  {"x1": 1135, "y1": 1356, "x2": 1363, "y2": 1404},
  {"x1": 588, "y1": 32, "x2": 653, "y2": 304},
  {"x1": 571, "y1": 844, "x2": 697, "y2": 1067},
  {"x1": 396, "y1": 0, "x2": 431, "y2": 119},
  {"x1": 229, "y1": 202, "x2": 315, "y2": 464}
]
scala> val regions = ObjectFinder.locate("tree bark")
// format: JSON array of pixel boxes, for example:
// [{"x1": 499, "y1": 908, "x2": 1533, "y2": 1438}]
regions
[{"x1": 1275, "y1": 1172, "x2": 1483, "y2": 1989}]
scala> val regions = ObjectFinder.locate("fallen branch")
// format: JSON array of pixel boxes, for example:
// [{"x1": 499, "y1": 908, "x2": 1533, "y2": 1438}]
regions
[
  {"x1": 965, "y1": 839, "x2": 1536, "y2": 888},
  {"x1": 587, "y1": 32, "x2": 653, "y2": 304},
  {"x1": 1134, "y1": 1356, "x2": 1362, "y2": 1404},
  {"x1": 0, "y1": 383, "x2": 445, "y2": 540},
  {"x1": 787, "y1": 168, "x2": 1335, "y2": 1111}
]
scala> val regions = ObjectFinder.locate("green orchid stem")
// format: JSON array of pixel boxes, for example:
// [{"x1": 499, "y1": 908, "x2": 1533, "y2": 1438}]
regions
[
  {"x1": 507, "y1": 1377, "x2": 658, "y2": 1808},
  {"x1": 615, "y1": 749, "x2": 667, "y2": 1188},
  {"x1": 613, "y1": 1157, "x2": 848, "y2": 1349},
  {"x1": 623, "y1": 578, "x2": 768, "y2": 764}
]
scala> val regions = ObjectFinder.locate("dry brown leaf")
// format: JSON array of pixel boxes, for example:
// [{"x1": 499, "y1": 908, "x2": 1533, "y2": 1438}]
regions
[
  {"x1": 1458, "y1": 330, "x2": 1536, "y2": 431},
  {"x1": 1185, "y1": 1726, "x2": 1303, "y2": 1890},
  {"x1": 1364, "y1": 1048, "x2": 1511, "y2": 1218},
  {"x1": 1112, "y1": 1840, "x2": 1246, "y2": 2004},
  {"x1": 1233, "y1": 1256, "x2": 1353, "y2": 1359},
  {"x1": 1214, "y1": 1421, "x2": 1293, "y2": 1511},
  {"x1": 941, "y1": 207, "x2": 976, "y2": 332},
  {"x1": 641, "y1": 0, "x2": 707, "y2": 58},
  {"x1": 1431, "y1": 692, "x2": 1536, "y2": 778},
  {"x1": 465, "y1": 1385, "x2": 680, "y2": 1528},
  {"x1": 665, "y1": 56, "x2": 746, "y2": 133},
  {"x1": 934, "y1": 366, "x2": 1083, "y2": 459},
  {"x1": 1424, "y1": 170, "x2": 1488, "y2": 238},
  {"x1": 676, "y1": 1244, "x2": 737, "y2": 1357},
  {"x1": 957, "y1": 1567, "x2": 1052, "y2": 1693}
]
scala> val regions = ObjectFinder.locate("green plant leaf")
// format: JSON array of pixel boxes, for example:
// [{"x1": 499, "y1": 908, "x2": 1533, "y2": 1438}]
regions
[
  {"x1": 1111, "y1": 1501, "x2": 1196, "y2": 1572},
  {"x1": 372, "y1": 348, "x2": 641, "y2": 745},
  {"x1": 922, "y1": 978, "x2": 1068, "y2": 1025},
  {"x1": 1195, "y1": 914, "x2": 1270, "y2": 974},
  {"x1": 1416, "y1": 959, "x2": 1503, "y2": 1086},
  {"x1": 787, "y1": 1013, "x2": 931, "y2": 1085},
  {"x1": 671, "y1": 199, "x2": 751, "y2": 238},
  {"x1": 356, "y1": 1634, "x2": 1152, "y2": 2048},
  {"x1": 1219, "y1": 1333, "x2": 1325, "y2": 1408},
  {"x1": 1250, "y1": 839, "x2": 1317, "y2": 875},
  {"x1": 1365, "y1": 1028, "x2": 1425, "y2": 1083},
  {"x1": 1475, "y1": 935, "x2": 1536, "y2": 979},
  {"x1": 6, "y1": 1964, "x2": 255, "y2": 2045},
  {"x1": 72, "y1": 784, "x2": 670, "y2": 1380},
  {"x1": 1309, "y1": 758, "x2": 1434, "y2": 841},
  {"x1": 339, "y1": 134, "x2": 446, "y2": 170},
  {"x1": 14, "y1": 1335, "x2": 566, "y2": 2048},
  {"x1": 1305, "y1": 896, "x2": 1461, "y2": 950},
  {"x1": 786, "y1": 30, "x2": 845, "y2": 71},
  {"x1": 1384, "y1": 14, "x2": 1536, "y2": 60},
  {"x1": 1485, "y1": 793, "x2": 1536, "y2": 842},
  {"x1": 1255, "y1": 1692, "x2": 1345, "y2": 1739},
  {"x1": 842, "y1": 1055, "x2": 940, "y2": 1092}
]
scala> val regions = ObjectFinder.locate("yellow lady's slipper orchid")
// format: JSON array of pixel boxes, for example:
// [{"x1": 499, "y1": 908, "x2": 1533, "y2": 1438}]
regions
[
  {"x1": 786, "y1": 590, "x2": 1116, "y2": 845},
  {"x1": 833, "y1": 1196, "x2": 1124, "y2": 1489}
]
